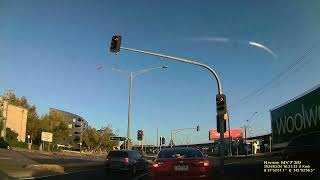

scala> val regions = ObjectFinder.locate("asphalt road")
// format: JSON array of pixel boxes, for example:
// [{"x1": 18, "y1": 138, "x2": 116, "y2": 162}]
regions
[
  {"x1": 1, "y1": 149, "x2": 318, "y2": 180},
  {"x1": 33, "y1": 168, "x2": 150, "y2": 180},
  {"x1": 34, "y1": 159, "x2": 320, "y2": 180}
]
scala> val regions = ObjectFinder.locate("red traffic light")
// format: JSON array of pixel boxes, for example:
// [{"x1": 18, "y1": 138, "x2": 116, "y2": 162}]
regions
[
  {"x1": 216, "y1": 94, "x2": 227, "y2": 115},
  {"x1": 110, "y1": 35, "x2": 122, "y2": 53}
]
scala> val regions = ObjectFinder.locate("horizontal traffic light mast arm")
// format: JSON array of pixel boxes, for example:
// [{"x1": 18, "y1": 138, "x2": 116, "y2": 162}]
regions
[{"x1": 120, "y1": 46, "x2": 223, "y2": 94}]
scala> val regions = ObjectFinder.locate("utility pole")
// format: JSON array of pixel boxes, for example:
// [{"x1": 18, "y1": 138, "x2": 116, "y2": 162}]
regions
[
  {"x1": 244, "y1": 124, "x2": 247, "y2": 157},
  {"x1": 127, "y1": 73, "x2": 133, "y2": 150},
  {"x1": 227, "y1": 113, "x2": 232, "y2": 156},
  {"x1": 141, "y1": 129, "x2": 144, "y2": 155},
  {"x1": 156, "y1": 126, "x2": 159, "y2": 153}
]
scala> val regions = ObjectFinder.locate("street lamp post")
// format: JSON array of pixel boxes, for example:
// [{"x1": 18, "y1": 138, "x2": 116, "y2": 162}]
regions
[{"x1": 106, "y1": 66, "x2": 168, "y2": 150}]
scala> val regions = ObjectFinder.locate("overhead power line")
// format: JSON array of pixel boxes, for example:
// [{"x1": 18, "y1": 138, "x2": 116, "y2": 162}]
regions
[{"x1": 229, "y1": 40, "x2": 320, "y2": 110}]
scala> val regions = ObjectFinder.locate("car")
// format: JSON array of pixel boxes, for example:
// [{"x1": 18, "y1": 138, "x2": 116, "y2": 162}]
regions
[
  {"x1": 151, "y1": 147, "x2": 211, "y2": 180},
  {"x1": 105, "y1": 150, "x2": 148, "y2": 176},
  {"x1": 282, "y1": 131, "x2": 320, "y2": 164},
  {"x1": 0, "y1": 137, "x2": 10, "y2": 149}
]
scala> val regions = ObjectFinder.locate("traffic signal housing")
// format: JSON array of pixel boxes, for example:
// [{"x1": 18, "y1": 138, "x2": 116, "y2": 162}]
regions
[
  {"x1": 110, "y1": 35, "x2": 122, "y2": 53},
  {"x1": 196, "y1": 125, "x2": 200, "y2": 132},
  {"x1": 161, "y1": 137, "x2": 165, "y2": 145},
  {"x1": 137, "y1": 130, "x2": 143, "y2": 141},
  {"x1": 217, "y1": 114, "x2": 226, "y2": 133},
  {"x1": 216, "y1": 94, "x2": 227, "y2": 115}
]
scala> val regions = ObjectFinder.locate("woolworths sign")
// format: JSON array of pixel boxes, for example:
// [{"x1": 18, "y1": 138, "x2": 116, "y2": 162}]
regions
[{"x1": 271, "y1": 86, "x2": 320, "y2": 147}]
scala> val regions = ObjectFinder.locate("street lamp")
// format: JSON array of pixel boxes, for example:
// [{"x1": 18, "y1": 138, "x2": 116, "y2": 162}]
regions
[{"x1": 98, "y1": 65, "x2": 168, "y2": 150}]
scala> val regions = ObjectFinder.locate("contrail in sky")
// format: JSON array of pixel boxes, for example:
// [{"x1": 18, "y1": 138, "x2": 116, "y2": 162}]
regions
[{"x1": 188, "y1": 37, "x2": 278, "y2": 59}]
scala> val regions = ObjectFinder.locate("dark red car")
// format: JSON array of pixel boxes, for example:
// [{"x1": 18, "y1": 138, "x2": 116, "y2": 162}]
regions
[{"x1": 151, "y1": 147, "x2": 211, "y2": 180}]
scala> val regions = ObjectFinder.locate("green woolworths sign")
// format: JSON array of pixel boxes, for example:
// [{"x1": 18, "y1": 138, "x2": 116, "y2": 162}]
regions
[{"x1": 271, "y1": 85, "x2": 320, "y2": 146}]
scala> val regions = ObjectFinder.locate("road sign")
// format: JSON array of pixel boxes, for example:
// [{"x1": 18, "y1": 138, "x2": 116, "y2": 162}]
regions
[
  {"x1": 41, "y1": 132, "x2": 53, "y2": 142},
  {"x1": 109, "y1": 136, "x2": 127, "y2": 141}
]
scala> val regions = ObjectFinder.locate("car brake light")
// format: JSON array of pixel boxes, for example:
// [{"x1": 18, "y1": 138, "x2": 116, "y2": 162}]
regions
[
  {"x1": 153, "y1": 162, "x2": 164, "y2": 168},
  {"x1": 195, "y1": 161, "x2": 210, "y2": 167},
  {"x1": 124, "y1": 157, "x2": 129, "y2": 163},
  {"x1": 203, "y1": 161, "x2": 210, "y2": 167}
]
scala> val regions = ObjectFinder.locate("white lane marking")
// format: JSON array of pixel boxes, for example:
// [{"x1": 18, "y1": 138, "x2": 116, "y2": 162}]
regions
[
  {"x1": 0, "y1": 157, "x2": 10, "y2": 160},
  {"x1": 133, "y1": 172, "x2": 150, "y2": 180},
  {"x1": 19, "y1": 168, "x2": 104, "y2": 179}
]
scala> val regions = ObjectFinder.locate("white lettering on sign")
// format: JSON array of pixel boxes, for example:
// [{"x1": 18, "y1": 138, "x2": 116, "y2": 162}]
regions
[{"x1": 276, "y1": 104, "x2": 320, "y2": 135}]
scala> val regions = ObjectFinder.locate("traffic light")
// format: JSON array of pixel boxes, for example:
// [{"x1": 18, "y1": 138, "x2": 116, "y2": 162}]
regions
[
  {"x1": 217, "y1": 114, "x2": 226, "y2": 133},
  {"x1": 161, "y1": 137, "x2": 165, "y2": 145},
  {"x1": 196, "y1": 125, "x2": 200, "y2": 132},
  {"x1": 137, "y1": 130, "x2": 143, "y2": 141},
  {"x1": 110, "y1": 35, "x2": 122, "y2": 53},
  {"x1": 216, "y1": 94, "x2": 227, "y2": 115}
]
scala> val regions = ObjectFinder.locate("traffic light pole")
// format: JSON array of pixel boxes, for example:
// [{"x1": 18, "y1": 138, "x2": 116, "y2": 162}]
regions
[{"x1": 118, "y1": 46, "x2": 225, "y2": 175}]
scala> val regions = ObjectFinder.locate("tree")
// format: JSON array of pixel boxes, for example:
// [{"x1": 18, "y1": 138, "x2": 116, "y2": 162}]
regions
[
  {"x1": 26, "y1": 105, "x2": 39, "y2": 144},
  {"x1": 81, "y1": 124, "x2": 119, "y2": 152},
  {"x1": 39, "y1": 111, "x2": 71, "y2": 146},
  {"x1": 98, "y1": 125, "x2": 118, "y2": 151},
  {"x1": 82, "y1": 127, "x2": 100, "y2": 151},
  {"x1": 6, "y1": 128, "x2": 18, "y2": 145}
]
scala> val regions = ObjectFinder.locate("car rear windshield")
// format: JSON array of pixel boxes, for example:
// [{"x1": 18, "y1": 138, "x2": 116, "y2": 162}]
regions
[
  {"x1": 108, "y1": 151, "x2": 129, "y2": 158},
  {"x1": 158, "y1": 149, "x2": 203, "y2": 158}
]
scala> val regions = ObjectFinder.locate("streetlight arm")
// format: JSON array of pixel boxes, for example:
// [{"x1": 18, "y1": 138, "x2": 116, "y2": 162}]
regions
[
  {"x1": 111, "y1": 68, "x2": 130, "y2": 74},
  {"x1": 132, "y1": 66, "x2": 166, "y2": 78},
  {"x1": 121, "y1": 47, "x2": 223, "y2": 94}
]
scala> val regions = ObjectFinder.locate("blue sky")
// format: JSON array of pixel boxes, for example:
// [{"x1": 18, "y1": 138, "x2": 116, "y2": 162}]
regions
[{"x1": 1, "y1": 0, "x2": 320, "y2": 145}]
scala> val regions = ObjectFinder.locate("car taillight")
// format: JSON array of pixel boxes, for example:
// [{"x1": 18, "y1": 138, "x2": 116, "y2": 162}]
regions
[
  {"x1": 152, "y1": 162, "x2": 164, "y2": 168},
  {"x1": 124, "y1": 157, "x2": 129, "y2": 163},
  {"x1": 194, "y1": 161, "x2": 210, "y2": 167},
  {"x1": 203, "y1": 161, "x2": 210, "y2": 167}
]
